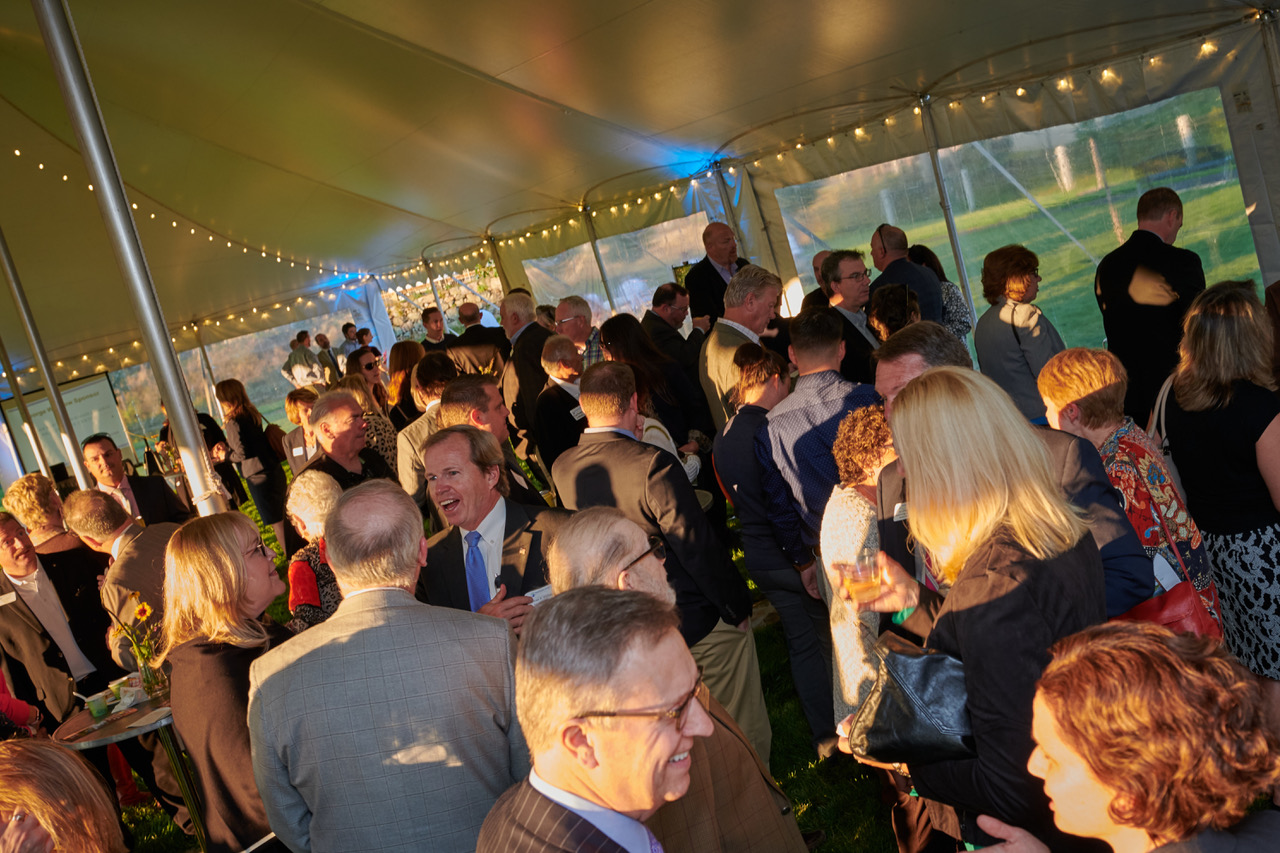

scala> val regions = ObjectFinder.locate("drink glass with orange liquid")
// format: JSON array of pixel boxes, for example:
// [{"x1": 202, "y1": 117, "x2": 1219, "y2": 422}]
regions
[{"x1": 834, "y1": 546, "x2": 880, "y2": 603}]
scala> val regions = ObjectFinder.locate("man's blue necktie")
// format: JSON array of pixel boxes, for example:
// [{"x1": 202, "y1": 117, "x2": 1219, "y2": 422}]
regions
[{"x1": 464, "y1": 530, "x2": 489, "y2": 612}]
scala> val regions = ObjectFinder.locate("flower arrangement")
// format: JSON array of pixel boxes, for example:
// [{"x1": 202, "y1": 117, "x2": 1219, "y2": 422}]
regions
[{"x1": 111, "y1": 592, "x2": 167, "y2": 697}]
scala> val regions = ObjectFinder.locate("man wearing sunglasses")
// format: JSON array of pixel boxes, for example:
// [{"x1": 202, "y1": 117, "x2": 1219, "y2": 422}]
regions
[
  {"x1": 478, "y1": 587, "x2": 714, "y2": 853},
  {"x1": 543, "y1": 508, "x2": 812, "y2": 853}
]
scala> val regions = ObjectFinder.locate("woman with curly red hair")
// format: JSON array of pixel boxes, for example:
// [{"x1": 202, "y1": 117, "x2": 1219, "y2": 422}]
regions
[{"x1": 980, "y1": 621, "x2": 1280, "y2": 852}]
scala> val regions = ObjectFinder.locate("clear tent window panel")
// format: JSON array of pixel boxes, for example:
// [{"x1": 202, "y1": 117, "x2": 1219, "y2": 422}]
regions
[
  {"x1": 595, "y1": 212, "x2": 711, "y2": 319},
  {"x1": 774, "y1": 88, "x2": 1258, "y2": 349},
  {"x1": 521, "y1": 243, "x2": 611, "y2": 324}
]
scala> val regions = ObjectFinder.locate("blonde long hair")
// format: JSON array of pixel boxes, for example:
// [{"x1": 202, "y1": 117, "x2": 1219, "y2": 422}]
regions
[
  {"x1": 892, "y1": 367, "x2": 1087, "y2": 582},
  {"x1": 0, "y1": 740, "x2": 127, "y2": 853},
  {"x1": 157, "y1": 512, "x2": 270, "y2": 664},
  {"x1": 1172, "y1": 281, "x2": 1275, "y2": 412}
]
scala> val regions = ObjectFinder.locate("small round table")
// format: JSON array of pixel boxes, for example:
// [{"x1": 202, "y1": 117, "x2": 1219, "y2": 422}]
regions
[{"x1": 54, "y1": 692, "x2": 208, "y2": 853}]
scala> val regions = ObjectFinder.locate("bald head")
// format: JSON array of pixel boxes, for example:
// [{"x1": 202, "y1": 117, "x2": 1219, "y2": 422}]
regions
[
  {"x1": 812, "y1": 250, "x2": 832, "y2": 293},
  {"x1": 546, "y1": 507, "x2": 676, "y2": 605},
  {"x1": 702, "y1": 222, "x2": 738, "y2": 268},
  {"x1": 870, "y1": 224, "x2": 908, "y2": 271}
]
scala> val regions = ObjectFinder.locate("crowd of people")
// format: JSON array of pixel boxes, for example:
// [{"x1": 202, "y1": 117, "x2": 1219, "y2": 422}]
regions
[{"x1": 2, "y1": 186, "x2": 1279, "y2": 853}]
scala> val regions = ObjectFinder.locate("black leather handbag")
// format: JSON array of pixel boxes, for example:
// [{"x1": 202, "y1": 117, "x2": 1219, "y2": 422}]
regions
[{"x1": 846, "y1": 631, "x2": 977, "y2": 764}]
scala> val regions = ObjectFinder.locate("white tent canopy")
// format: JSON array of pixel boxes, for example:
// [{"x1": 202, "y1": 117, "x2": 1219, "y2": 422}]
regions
[{"x1": 0, "y1": 0, "x2": 1277, "y2": 389}]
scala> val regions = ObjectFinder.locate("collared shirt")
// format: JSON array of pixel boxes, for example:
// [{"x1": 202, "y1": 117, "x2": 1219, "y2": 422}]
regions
[
  {"x1": 338, "y1": 338, "x2": 361, "y2": 357},
  {"x1": 584, "y1": 426, "x2": 636, "y2": 440},
  {"x1": 527, "y1": 768, "x2": 653, "y2": 853},
  {"x1": 97, "y1": 477, "x2": 141, "y2": 521},
  {"x1": 5, "y1": 564, "x2": 96, "y2": 681},
  {"x1": 833, "y1": 305, "x2": 880, "y2": 349},
  {"x1": 550, "y1": 376, "x2": 581, "y2": 399},
  {"x1": 509, "y1": 320, "x2": 532, "y2": 347},
  {"x1": 714, "y1": 317, "x2": 759, "y2": 344},
  {"x1": 582, "y1": 327, "x2": 605, "y2": 369},
  {"x1": 709, "y1": 258, "x2": 737, "y2": 284},
  {"x1": 459, "y1": 498, "x2": 507, "y2": 596}
]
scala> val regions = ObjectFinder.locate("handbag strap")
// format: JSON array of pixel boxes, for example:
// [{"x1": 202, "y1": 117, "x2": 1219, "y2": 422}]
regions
[
  {"x1": 1153, "y1": 505, "x2": 1191, "y2": 581},
  {"x1": 1152, "y1": 374, "x2": 1175, "y2": 439}
]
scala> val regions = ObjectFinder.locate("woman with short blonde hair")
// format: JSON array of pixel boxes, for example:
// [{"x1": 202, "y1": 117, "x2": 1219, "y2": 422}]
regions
[
  {"x1": 160, "y1": 512, "x2": 288, "y2": 853},
  {"x1": 1, "y1": 472, "x2": 86, "y2": 553},
  {"x1": 847, "y1": 366, "x2": 1106, "y2": 850}
]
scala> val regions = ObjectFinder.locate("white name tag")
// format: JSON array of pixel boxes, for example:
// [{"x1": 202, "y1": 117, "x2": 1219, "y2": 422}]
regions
[
  {"x1": 292, "y1": 446, "x2": 304, "y2": 456},
  {"x1": 893, "y1": 502, "x2": 909, "y2": 522},
  {"x1": 0, "y1": 591, "x2": 16, "y2": 607},
  {"x1": 570, "y1": 405, "x2": 585, "y2": 421}
]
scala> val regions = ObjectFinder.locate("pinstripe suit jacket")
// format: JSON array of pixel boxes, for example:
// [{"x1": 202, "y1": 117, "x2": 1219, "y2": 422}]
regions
[
  {"x1": 248, "y1": 588, "x2": 529, "y2": 853},
  {"x1": 477, "y1": 779, "x2": 629, "y2": 853}
]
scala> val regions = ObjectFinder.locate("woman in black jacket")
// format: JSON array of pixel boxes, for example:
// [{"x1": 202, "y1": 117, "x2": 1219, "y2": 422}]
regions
[
  {"x1": 158, "y1": 512, "x2": 290, "y2": 853},
  {"x1": 213, "y1": 379, "x2": 288, "y2": 548}
]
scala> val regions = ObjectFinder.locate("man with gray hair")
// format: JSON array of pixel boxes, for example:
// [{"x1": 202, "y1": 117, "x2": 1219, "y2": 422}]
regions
[
  {"x1": 500, "y1": 291, "x2": 554, "y2": 460},
  {"x1": 534, "y1": 335, "x2": 587, "y2": 472},
  {"x1": 698, "y1": 265, "x2": 782, "y2": 429},
  {"x1": 301, "y1": 390, "x2": 394, "y2": 489},
  {"x1": 249, "y1": 479, "x2": 528, "y2": 853},
  {"x1": 544, "y1": 509, "x2": 810, "y2": 853},
  {"x1": 477, "y1": 587, "x2": 714, "y2": 853},
  {"x1": 553, "y1": 295, "x2": 604, "y2": 370}
]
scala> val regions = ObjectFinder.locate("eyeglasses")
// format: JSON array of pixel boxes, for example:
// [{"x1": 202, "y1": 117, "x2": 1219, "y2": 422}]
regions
[
  {"x1": 622, "y1": 534, "x2": 666, "y2": 573},
  {"x1": 245, "y1": 538, "x2": 273, "y2": 560},
  {"x1": 575, "y1": 668, "x2": 705, "y2": 731},
  {"x1": 834, "y1": 271, "x2": 871, "y2": 283}
]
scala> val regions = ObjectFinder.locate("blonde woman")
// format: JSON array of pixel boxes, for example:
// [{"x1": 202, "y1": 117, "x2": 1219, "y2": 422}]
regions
[
  {"x1": 334, "y1": 374, "x2": 398, "y2": 476},
  {"x1": 159, "y1": 513, "x2": 288, "y2": 853},
  {"x1": 845, "y1": 367, "x2": 1106, "y2": 851},
  {"x1": 0, "y1": 740, "x2": 126, "y2": 853},
  {"x1": 1, "y1": 473, "x2": 90, "y2": 554},
  {"x1": 1163, "y1": 282, "x2": 1280, "y2": 687}
]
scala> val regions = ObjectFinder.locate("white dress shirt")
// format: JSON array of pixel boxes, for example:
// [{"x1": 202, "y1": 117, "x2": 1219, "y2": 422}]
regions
[
  {"x1": 5, "y1": 564, "x2": 97, "y2": 681},
  {"x1": 714, "y1": 317, "x2": 760, "y2": 345}
]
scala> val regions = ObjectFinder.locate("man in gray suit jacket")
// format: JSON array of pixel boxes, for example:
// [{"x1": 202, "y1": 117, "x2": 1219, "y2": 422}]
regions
[
  {"x1": 63, "y1": 490, "x2": 179, "y2": 669},
  {"x1": 478, "y1": 588, "x2": 714, "y2": 853},
  {"x1": 248, "y1": 480, "x2": 529, "y2": 853},
  {"x1": 698, "y1": 266, "x2": 782, "y2": 430}
]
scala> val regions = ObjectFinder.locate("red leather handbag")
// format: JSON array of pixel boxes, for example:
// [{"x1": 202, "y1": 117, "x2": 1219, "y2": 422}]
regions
[{"x1": 1114, "y1": 580, "x2": 1223, "y2": 640}]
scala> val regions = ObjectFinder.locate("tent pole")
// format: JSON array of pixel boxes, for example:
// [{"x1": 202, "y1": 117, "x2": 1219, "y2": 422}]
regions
[
  {"x1": 192, "y1": 326, "x2": 220, "y2": 419},
  {"x1": 422, "y1": 264, "x2": 447, "y2": 319},
  {"x1": 0, "y1": 333, "x2": 52, "y2": 477},
  {"x1": 919, "y1": 94, "x2": 977, "y2": 325},
  {"x1": 484, "y1": 236, "x2": 513, "y2": 294},
  {"x1": 31, "y1": 0, "x2": 225, "y2": 516},
  {"x1": 0, "y1": 226, "x2": 90, "y2": 487},
  {"x1": 580, "y1": 207, "x2": 619, "y2": 314},
  {"x1": 713, "y1": 163, "x2": 747, "y2": 250}
]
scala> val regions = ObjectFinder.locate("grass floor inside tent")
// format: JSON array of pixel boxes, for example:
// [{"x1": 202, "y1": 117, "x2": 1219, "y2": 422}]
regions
[{"x1": 125, "y1": 492, "x2": 895, "y2": 853}]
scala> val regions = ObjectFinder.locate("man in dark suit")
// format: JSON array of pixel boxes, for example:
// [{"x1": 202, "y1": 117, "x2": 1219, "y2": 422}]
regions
[
  {"x1": 447, "y1": 301, "x2": 510, "y2": 375},
  {"x1": 415, "y1": 426, "x2": 568, "y2": 636},
  {"x1": 1094, "y1": 187, "x2": 1206, "y2": 425},
  {"x1": 440, "y1": 374, "x2": 549, "y2": 507},
  {"x1": 552, "y1": 363, "x2": 770, "y2": 765},
  {"x1": 477, "y1": 587, "x2": 714, "y2": 853},
  {"x1": 800, "y1": 250, "x2": 832, "y2": 310},
  {"x1": 500, "y1": 291, "x2": 554, "y2": 459},
  {"x1": 868, "y1": 223, "x2": 943, "y2": 323},
  {"x1": 821, "y1": 249, "x2": 878, "y2": 384},
  {"x1": 81, "y1": 433, "x2": 191, "y2": 525},
  {"x1": 685, "y1": 222, "x2": 749, "y2": 323},
  {"x1": 0, "y1": 512, "x2": 189, "y2": 832},
  {"x1": 533, "y1": 335, "x2": 587, "y2": 474},
  {"x1": 640, "y1": 282, "x2": 711, "y2": 383},
  {"x1": 871, "y1": 322, "x2": 1153, "y2": 619},
  {"x1": 421, "y1": 305, "x2": 459, "y2": 353}
]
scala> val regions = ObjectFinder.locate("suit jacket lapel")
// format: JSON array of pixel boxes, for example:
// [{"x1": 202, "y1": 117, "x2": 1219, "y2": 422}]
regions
[
  {"x1": 437, "y1": 528, "x2": 471, "y2": 610},
  {"x1": 0, "y1": 571, "x2": 45, "y2": 637},
  {"x1": 501, "y1": 500, "x2": 533, "y2": 593}
]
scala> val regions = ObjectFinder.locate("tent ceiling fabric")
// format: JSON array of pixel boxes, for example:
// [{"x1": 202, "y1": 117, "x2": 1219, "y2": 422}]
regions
[{"x1": 0, "y1": 0, "x2": 1261, "y2": 378}]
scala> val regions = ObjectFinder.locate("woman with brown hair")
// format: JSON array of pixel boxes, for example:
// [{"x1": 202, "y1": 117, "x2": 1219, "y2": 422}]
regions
[
  {"x1": 386, "y1": 340, "x2": 426, "y2": 431},
  {"x1": 973, "y1": 244, "x2": 1066, "y2": 423},
  {"x1": 0, "y1": 740, "x2": 126, "y2": 853},
  {"x1": 344, "y1": 345, "x2": 390, "y2": 414},
  {"x1": 159, "y1": 512, "x2": 289, "y2": 853},
  {"x1": 1162, "y1": 282, "x2": 1280, "y2": 687},
  {"x1": 213, "y1": 379, "x2": 288, "y2": 548},
  {"x1": 978, "y1": 621, "x2": 1280, "y2": 852}
]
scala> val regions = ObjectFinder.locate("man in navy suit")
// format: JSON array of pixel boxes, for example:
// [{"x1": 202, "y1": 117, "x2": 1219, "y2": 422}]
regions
[{"x1": 868, "y1": 224, "x2": 943, "y2": 324}]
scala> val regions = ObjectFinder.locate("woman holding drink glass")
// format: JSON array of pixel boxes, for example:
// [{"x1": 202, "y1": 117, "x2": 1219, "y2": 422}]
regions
[{"x1": 838, "y1": 367, "x2": 1107, "y2": 851}]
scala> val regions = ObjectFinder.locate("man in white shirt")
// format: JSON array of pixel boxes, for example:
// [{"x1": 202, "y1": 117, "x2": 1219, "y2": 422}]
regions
[
  {"x1": 477, "y1": 586, "x2": 714, "y2": 853},
  {"x1": 415, "y1": 425, "x2": 569, "y2": 635}
]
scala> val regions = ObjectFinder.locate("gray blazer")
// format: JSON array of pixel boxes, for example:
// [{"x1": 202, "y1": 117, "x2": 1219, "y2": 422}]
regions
[
  {"x1": 698, "y1": 322, "x2": 754, "y2": 431},
  {"x1": 248, "y1": 588, "x2": 529, "y2": 853},
  {"x1": 101, "y1": 523, "x2": 179, "y2": 669}
]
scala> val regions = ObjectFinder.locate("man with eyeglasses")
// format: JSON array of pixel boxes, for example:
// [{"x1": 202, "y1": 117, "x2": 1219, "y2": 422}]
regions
[
  {"x1": 868, "y1": 223, "x2": 944, "y2": 324},
  {"x1": 542, "y1": 509, "x2": 812, "y2": 853},
  {"x1": 81, "y1": 433, "x2": 191, "y2": 525},
  {"x1": 478, "y1": 587, "x2": 715, "y2": 853},
  {"x1": 820, "y1": 249, "x2": 879, "y2": 384},
  {"x1": 300, "y1": 391, "x2": 394, "y2": 490},
  {"x1": 640, "y1": 283, "x2": 710, "y2": 384},
  {"x1": 554, "y1": 295, "x2": 605, "y2": 370},
  {"x1": 552, "y1": 363, "x2": 771, "y2": 767}
]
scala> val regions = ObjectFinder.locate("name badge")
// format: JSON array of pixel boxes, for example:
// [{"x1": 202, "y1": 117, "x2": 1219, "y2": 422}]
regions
[
  {"x1": 893, "y1": 502, "x2": 909, "y2": 522},
  {"x1": 570, "y1": 405, "x2": 585, "y2": 421},
  {"x1": 292, "y1": 446, "x2": 304, "y2": 456},
  {"x1": 0, "y1": 591, "x2": 16, "y2": 607}
]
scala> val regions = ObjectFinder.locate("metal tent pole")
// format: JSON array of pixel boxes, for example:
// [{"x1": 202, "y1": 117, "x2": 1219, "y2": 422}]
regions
[
  {"x1": 579, "y1": 207, "x2": 619, "y2": 314},
  {"x1": 31, "y1": 0, "x2": 225, "y2": 515},
  {"x1": 919, "y1": 94, "x2": 977, "y2": 325},
  {"x1": 0, "y1": 226, "x2": 91, "y2": 487},
  {"x1": 484, "y1": 236, "x2": 513, "y2": 294},
  {"x1": 0, "y1": 333, "x2": 52, "y2": 477}
]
